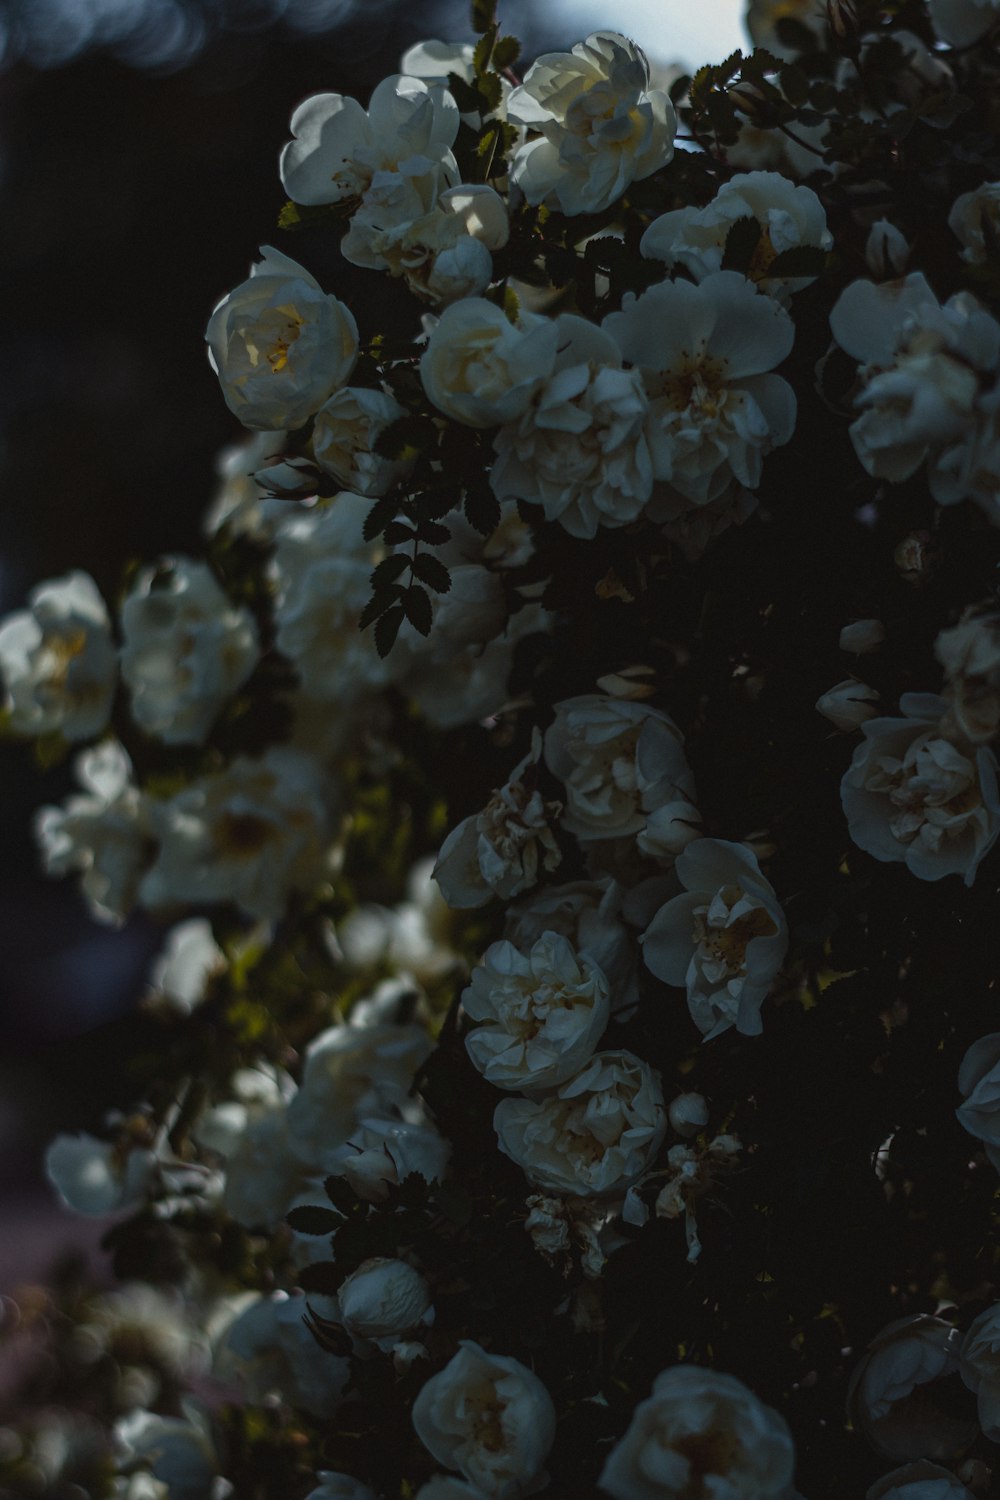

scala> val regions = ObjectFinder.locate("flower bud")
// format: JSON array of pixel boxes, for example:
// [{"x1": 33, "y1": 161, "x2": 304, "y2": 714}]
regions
[
  {"x1": 668, "y1": 1092, "x2": 709, "y2": 1137},
  {"x1": 895, "y1": 533, "x2": 934, "y2": 586},
  {"x1": 817, "y1": 678, "x2": 880, "y2": 731},
  {"x1": 865, "y1": 220, "x2": 910, "y2": 279},
  {"x1": 338, "y1": 1258, "x2": 431, "y2": 1342}
]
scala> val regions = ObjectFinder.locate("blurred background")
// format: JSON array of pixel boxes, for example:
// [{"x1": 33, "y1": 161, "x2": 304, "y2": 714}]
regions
[{"x1": 0, "y1": 0, "x2": 745, "y2": 1287}]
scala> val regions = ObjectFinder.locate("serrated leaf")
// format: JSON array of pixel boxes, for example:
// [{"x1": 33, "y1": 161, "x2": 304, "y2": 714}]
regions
[
  {"x1": 359, "y1": 589, "x2": 402, "y2": 632},
  {"x1": 375, "y1": 605, "x2": 405, "y2": 658},
  {"x1": 363, "y1": 494, "x2": 400, "y2": 542},
  {"x1": 402, "y1": 585, "x2": 433, "y2": 637},
  {"x1": 478, "y1": 72, "x2": 503, "y2": 113},
  {"x1": 412, "y1": 554, "x2": 452, "y2": 594},
  {"x1": 383, "y1": 521, "x2": 418, "y2": 545},
  {"x1": 464, "y1": 483, "x2": 501, "y2": 535},
  {"x1": 286, "y1": 1205, "x2": 344, "y2": 1235},
  {"x1": 323, "y1": 1175, "x2": 365, "y2": 1215},
  {"x1": 721, "y1": 215, "x2": 762, "y2": 273},
  {"x1": 780, "y1": 64, "x2": 809, "y2": 106},
  {"x1": 767, "y1": 244, "x2": 829, "y2": 277},
  {"x1": 370, "y1": 554, "x2": 410, "y2": 591},
  {"x1": 471, "y1": 0, "x2": 497, "y2": 34},
  {"x1": 493, "y1": 34, "x2": 520, "y2": 70},
  {"x1": 473, "y1": 25, "x2": 497, "y2": 74},
  {"x1": 448, "y1": 70, "x2": 485, "y2": 115},
  {"x1": 297, "y1": 1261, "x2": 344, "y2": 1294},
  {"x1": 669, "y1": 73, "x2": 692, "y2": 104}
]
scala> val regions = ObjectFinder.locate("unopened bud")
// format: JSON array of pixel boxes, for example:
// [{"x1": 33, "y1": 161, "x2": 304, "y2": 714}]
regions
[
  {"x1": 816, "y1": 679, "x2": 880, "y2": 731},
  {"x1": 839, "y1": 619, "x2": 885, "y2": 654},
  {"x1": 669, "y1": 1092, "x2": 709, "y2": 1138},
  {"x1": 865, "y1": 219, "x2": 910, "y2": 279}
]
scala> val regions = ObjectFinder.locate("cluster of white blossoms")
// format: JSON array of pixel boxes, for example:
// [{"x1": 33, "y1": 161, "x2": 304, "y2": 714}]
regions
[{"x1": 15, "y1": 5, "x2": 1000, "y2": 1497}]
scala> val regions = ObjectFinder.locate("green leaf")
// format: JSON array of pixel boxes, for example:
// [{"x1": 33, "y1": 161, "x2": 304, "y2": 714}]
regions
[
  {"x1": 721, "y1": 215, "x2": 762, "y2": 274},
  {"x1": 470, "y1": 0, "x2": 497, "y2": 35},
  {"x1": 286, "y1": 1205, "x2": 343, "y2": 1235},
  {"x1": 369, "y1": 554, "x2": 410, "y2": 591},
  {"x1": 324, "y1": 1175, "x2": 366, "y2": 1215},
  {"x1": 375, "y1": 605, "x2": 405, "y2": 658},
  {"x1": 464, "y1": 482, "x2": 501, "y2": 535},
  {"x1": 447, "y1": 71, "x2": 485, "y2": 115},
  {"x1": 34, "y1": 730, "x2": 70, "y2": 770},
  {"x1": 363, "y1": 493, "x2": 400, "y2": 542},
  {"x1": 359, "y1": 588, "x2": 402, "y2": 632},
  {"x1": 780, "y1": 64, "x2": 809, "y2": 106},
  {"x1": 492, "y1": 34, "x2": 520, "y2": 70},
  {"x1": 503, "y1": 285, "x2": 521, "y2": 325},
  {"x1": 478, "y1": 72, "x2": 504, "y2": 113},
  {"x1": 473, "y1": 24, "x2": 497, "y2": 74},
  {"x1": 402, "y1": 585, "x2": 433, "y2": 637},
  {"x1": 412, "y1": 554, "x2": 452, "y2": 594},
  {"x1": 767, "y1": 244, "x2": 829, "y2": 277},
  {"x1": 297, "y1": 1260, "x2": 343, "y2": 1294},
  {"x1": 383, "y1": 521, "x2": 418, "y2": 546}
]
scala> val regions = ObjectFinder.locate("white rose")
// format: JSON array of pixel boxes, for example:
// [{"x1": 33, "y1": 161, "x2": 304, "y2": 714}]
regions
[
  {"x1": 599, "y1": 1363, "x2": 796, "y2": 1500},
  {"x1": 868, "y1": 1463, "x2": 973, "y2": 1500},
  {"x1": 119, "y1": 557, "x2": 259, "y2": 745},
  {"x1": 337, "y1": 1257, "x2": 432, "y2": 1342},
  {"x1": 0, "y1": 570, "x2": 115, "y2": 741},
  {"x1": 603, "y1": 271, "x2": 796, "y2": 509},
  {"x1": 35, "y1": 740, "x2": 149, "y2": 924},
  {"x1": 202, "y1": 427, "x2": 288, "y2": 540},
  {"x1": 115, "y1": 1408, "x2": 218, "y2": 1498},
  {"x1": 305, "y1": 1473, "x2": 378, "y2": 1500},
  {"x1": 412, "y1": 1340, "x2": 556, "y2": 1497},
  {"x1": 213, "y1": 1291, "x2": 348, "y2": 1417},
  {"x1": 508, "y1": 32, "x2": 675, "y2": 216},
  {"x1": 491, "y1": 314, "x2": 653, "y2": 540},
  {"x1": 544, "y1": 695, "x2": 696, "y2": 847},
  {"x1": 495, "y1": 1048, "x2": 666, "y2": 1197},
  {"x1": 420, "y1": 298, "x2": 559, "y2": 429},
  {"x1": 327, "y1": 1115, "x2": 451, "y2": 1202},
  {"x1": 287, "y1": 1020, "x2": 433, "y2": 1167},
  {"x1": 113, "y1": 1478, "x2": 170, "y2": 1500},
  {"x1": 956, "y1": 1032, "x2": 1000, "y2": 1170},
  {"x1": 206, "y1": 246, "x2": 358, "y2": 430},
  {"x1": 959, "y1": 1302, "x2": 1000, "y2": 1439},
  {"x1": 817, "y1": 678, "x2": 881, "y2": 732},
  {"x1": 310, "y1": 386, "x2": 410, "y2": 498},
  {"x1": 147, "y1": 918, "x2": 225, "y2": 1015},
  {"x1": 349, "y1": 181, "x2": 508, "y2": 301},
  {"x1": 45, "y1": 1131, "x2": 155, "y2": 1217},
  {"x1": 279, "y1": 76, "x2": 460, "y2": 207},
  {"x1": 928, "y1": 0, "x2": 1000, "y2": 45},
  {"x1": 936, "y1": 604, "x2": 1000, "y2": 743},
  {"x1": 140, "y1": 747, "x2": 333, "y2": 921},
  {"x1": 400, "y1": 40, "x2": 475, "y2": 87},
  {"x1": 425, "y1": 231, "x2": 494, "y2": 305},
  {"x1": 847, "y1": 1315, "x2": 975, "y2": 1461},
  {"x1": 840, "y1": 692, "x2": 1000, "y2": 886},
  {"x1": 506, "y1": 876, "x2": 638, "y2": 1016},
  {"x1": 463, "y1": 931, "x2": 610, "y2": 1091},
  {"x1": 272, "y1": 495, "x2": 392, "y2": 705},
  {"x1": 434, "y1": 729, "x2": 561, "y2": 909},
  {"x1": 949, "y1": 182, "x2": 1000, "y2": 265},
  {"x1": 220, "y1": 1106, "x2": 303, "y2": 1230},
  {"x1": 415, "y1": 1480, "x2": 487, "y2": 1500},
  {"x1": 641, "y1": 170, "x2": 831, "y2": 302},
  {"x1": 642, "y1": 838, "x2": 789, "y2": 1040}
]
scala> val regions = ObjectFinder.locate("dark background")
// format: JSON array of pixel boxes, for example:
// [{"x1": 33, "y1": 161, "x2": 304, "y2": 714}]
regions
[{"x1": 0, "y1": 0, "x2": 592, "y2": 1282}]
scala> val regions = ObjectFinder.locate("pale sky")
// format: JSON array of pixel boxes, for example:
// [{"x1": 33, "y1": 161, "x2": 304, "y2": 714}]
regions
[{"x1": 548, "y1": 0, "x2": 749, "y2": 70}]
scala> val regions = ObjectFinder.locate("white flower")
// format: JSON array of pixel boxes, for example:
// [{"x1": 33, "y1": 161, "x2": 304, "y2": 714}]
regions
[
  {"x1": 119, "y1": 558, "x2": 259, "y2": 745},
  {"x1": 412, "y1": 1340, "x2": 556, "y2": 1498},
  {"x1": 206, "y1": 246, "x2": 358, "y2": 430},
  {"x1": 140, "y1": 747, "x2": 333, "y2": 921},
  {"x1": 937, "y1": 605, "x2": 1000, "y2": 743},
  {"x1": 641, "y1": 171, "x2": 831, "y2": 302},
  {"x1": 287, "y1": 1021, "x2": 434, "y2": 1166},
  {"x1": 337, "y1": 1257, "x2": 432, "y2": 1342},
  {"x1": 400, "y1": 40, "x2": 475, "y2": 87},
  {"x1": 434, "y1": 729, "x2": 561, "y2": 908},
  {"x1": 505, "y1": 876, "x2": 638, "y2": 1015},
  {"x1": 113, "y1": 1478, "x2": 170, "y2": 1500},
  {"x1": 866, "y1": 220, "x2": 911, "y2": 278},
  {"x1": 959, "y1": 1302, "x2": 1000, "y2": 1439},
  {"x1": 642, "y1": 838, "x2": 789, "y2": 1040},
  {"x1": 841, "y1": 619, "x2": 886, "y2": 654},
  {"x1": 463, "y1": 931, "x2": 610, "y2": 1091},
  {"x1": 846, "y1": 1315, "x2": 975, "y2": 1462},
  {"x1": 415, "y1": 1480, "x2": 487, "y2": 1500},
  {"x1": 115, "y1": 1407, "x2": 218, "y2": 1498},
  {"x1": 272, "y1": 495, "x2": 392, "y2": 705},
  {"x1": 420, "y1": 298, "x2": 559, "y2": 429},
  {"x1": 508, "y1": 32, "x2": 675, "y2": 216},
  {"x1": 220, "y1": 1106, "x2": 303, "y2": 1230},
  {"x1": 147, "y1": 918, "x2": 225, "y2": 1015},
  {"x1": 747, "y1": 0, "x2": 826, "y2": 53},
  {"x1": 0, "y1": 570, "x2": 115, "y2": 740},
  {"x1": 817, "y1": 678, "x2": 881, "y2": 732},
  {"x1": 202, "y1": 428, "x2": 288, "y2": 539},
  {"x1": 949, "y1": 182, "x2": 1000, "y2": 265},
  {"x1": 599, "y1": 1364, "x2": 796, "y2": 1500},
  {"x1": 305, "y1": 1474, "x2": 378, "y2": 1500},
  {"x1": 544, "y1": 695, "x2": 696, "y2": 847},
  {"x1": 867, "y1": 1463, "x2": 973, "y2": 1500},
  {"x1": 956, "y1": 1032, "x2": 1000, "y2": 1170},
  {"x1": 668, "y1": 1093, "x2": 709, "y2": 1138},
  {"x1": 830, "y1": 274, "x2": 1000, "y2": 509},
  {"x1": 348, "y1": 180, "x2": 508, "y2": 301},
  {"x1": 213, "y1": 1291, "x2": 348, "y2": 1417},
  {"x1": 35, "y1": 740, "x2": 148, "y2": 924},
  {"x1": 523, "y1": 1193, "x2": 609, "y2": 1279},
  {"x1": 311, "y1": 386, "x2": 409, "y2": 497},
  {"x1": 490, "y1": 314, "x2": 653, "y2": 539},
  {"x1": 603, "y1": 271, "x2": 796, "y2": 509},
  {"x1": 279, "y1": 76, "x2": 460, "y2": 207},
  {"x1": 495, "y1": 1048, "x2": 666, "y2": 1197},
  {"x1": 327, "y1": 1115, "x2": 451, "y2": 1202},
  {"x1": 928, "y1": 0, "x2": 1000, "y2": 46},
  {"x1": 45, "y1": 1131, "x2": 155, "y2": 1217},
  {"x1": 840, "y1": 692, "x2": 1000, "y2": 886}
]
